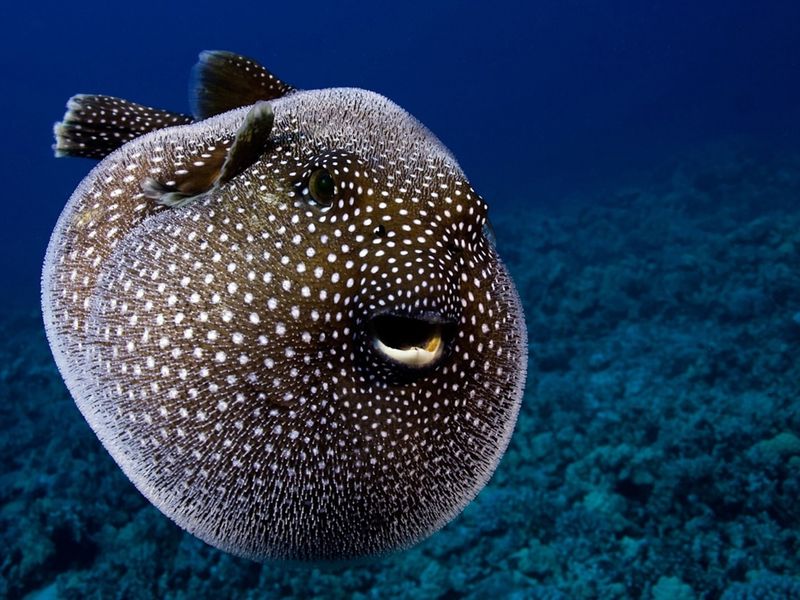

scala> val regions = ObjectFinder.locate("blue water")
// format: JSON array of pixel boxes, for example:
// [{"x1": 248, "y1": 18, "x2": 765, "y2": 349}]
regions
[{"x1": 2, "y1": 0, "x2": 800, "y2": 597}]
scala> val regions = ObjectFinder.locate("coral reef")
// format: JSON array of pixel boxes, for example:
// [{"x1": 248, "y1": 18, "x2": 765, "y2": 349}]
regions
[{"x1": 2, "y1": 146, "x2": 799, "y2": 598}]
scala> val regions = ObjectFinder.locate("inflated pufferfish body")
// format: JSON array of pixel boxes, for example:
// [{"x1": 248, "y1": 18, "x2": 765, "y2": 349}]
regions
[{"x1": 42, "y1": 51, "x2": 527, "y2": 561}]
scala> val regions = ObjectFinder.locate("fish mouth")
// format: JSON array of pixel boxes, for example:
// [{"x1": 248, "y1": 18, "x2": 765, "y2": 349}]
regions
[{"x1": 369, "y1": 312, "x2": 455, "y2": 369}]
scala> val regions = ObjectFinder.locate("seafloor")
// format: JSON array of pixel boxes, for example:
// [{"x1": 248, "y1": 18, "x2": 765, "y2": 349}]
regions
[{"x1": 2, "y1": 144, "x2": 799, "y2": 599}]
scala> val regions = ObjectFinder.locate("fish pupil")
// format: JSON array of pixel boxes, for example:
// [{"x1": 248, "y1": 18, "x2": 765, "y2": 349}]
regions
[{"x1": 308, "y1": 168, "x2": 335, "y2": 205}]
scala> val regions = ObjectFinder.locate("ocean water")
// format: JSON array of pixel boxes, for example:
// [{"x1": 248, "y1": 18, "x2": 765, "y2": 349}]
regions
[{"x1": 2, "y1": 1, "x2": 800, "y2": 598}]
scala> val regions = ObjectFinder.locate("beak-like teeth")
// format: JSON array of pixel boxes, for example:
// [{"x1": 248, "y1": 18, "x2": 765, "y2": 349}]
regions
[{"x1": 373, "y1": 325, "x2": 443, "y2": 368}]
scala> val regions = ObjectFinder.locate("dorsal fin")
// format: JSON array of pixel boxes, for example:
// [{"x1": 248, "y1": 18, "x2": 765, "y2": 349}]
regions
[
  {"x1": 190, "y1": 50, "x2": 295, "y2": 120},
  {"x1": 54, "y1": 95, "x2": 193, "y2": 159},
  {"x1": 143, "y1": 101, "x2": 275, "y2": 208}
]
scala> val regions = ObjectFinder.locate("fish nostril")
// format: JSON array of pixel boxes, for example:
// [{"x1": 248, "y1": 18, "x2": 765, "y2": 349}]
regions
[
  {"x1": 445, "y1": 240, "x2": 461, "y2": 254},
  {"x1": 369, "y1": 313, "x2": 451, "y2": 368}
]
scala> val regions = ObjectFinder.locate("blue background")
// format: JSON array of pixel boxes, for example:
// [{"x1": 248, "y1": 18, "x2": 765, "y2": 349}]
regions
[
  {"x1": 3, "y1": 0, "x2": 799, "y2": 309},
  {"x1": 3, "y1": 1, "x2": 800, "y2": 597}
]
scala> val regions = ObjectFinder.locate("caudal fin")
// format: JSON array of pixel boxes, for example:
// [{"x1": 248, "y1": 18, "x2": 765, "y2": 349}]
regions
[{"x1": 53, "y1": 94, "x2": 193, "y2": 159}]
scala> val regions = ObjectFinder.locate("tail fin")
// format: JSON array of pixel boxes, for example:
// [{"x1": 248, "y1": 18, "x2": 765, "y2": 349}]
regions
[{"x1": 53, "y1": 94, "x2": 193, "y2": 159}]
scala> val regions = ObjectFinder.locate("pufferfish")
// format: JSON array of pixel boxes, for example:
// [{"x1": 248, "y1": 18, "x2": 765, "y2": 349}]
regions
[{"x1": 42, "y1": 51, "x2": 527, "y2": 562}]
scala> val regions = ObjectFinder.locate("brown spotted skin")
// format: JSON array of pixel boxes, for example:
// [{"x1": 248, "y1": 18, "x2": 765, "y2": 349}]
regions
[{"x1": 42, "y1": 87, "x2": 527, "y2": 561}]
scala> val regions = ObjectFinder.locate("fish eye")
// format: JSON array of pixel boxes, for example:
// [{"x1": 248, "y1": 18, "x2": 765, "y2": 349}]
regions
[{"x1": 308, "y1": 168, "x2": 336, "y2": 207}]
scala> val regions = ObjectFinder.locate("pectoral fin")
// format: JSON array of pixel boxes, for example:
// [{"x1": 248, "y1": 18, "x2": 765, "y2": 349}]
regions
[
  {"x1": 143, "y1": 101, "x2": 275, "y2": 207},
  {"x1": 218, "y1": 101, "x2": 274, "y2": 184}
]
